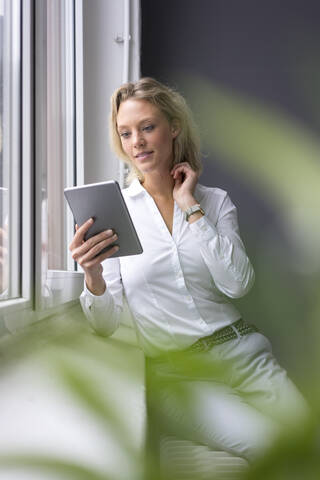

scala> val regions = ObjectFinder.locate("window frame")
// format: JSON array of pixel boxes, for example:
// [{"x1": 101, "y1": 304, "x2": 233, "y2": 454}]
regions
[
  {"x1": 34, "y1": 0, "x2": 84, "y2": 312},
  {"x1": 0, "y1": 0, "x2": 141, "y2": 328},
  {"x1": 0, "y1": 0, "x2": 83, "y2": 322},
  {"x1": 0, "y1": 0, "x2": 26, "y2": 313}
]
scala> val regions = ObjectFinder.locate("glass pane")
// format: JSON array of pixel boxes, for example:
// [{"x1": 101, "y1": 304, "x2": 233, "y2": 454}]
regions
[
  {"x1": 46, "y1": 0, "x2": 75, "y2": 271},
  {"x1": 36, "y1": 0, "x2": 78, "y2": 310},
  {"x1": 0, "y1": 4, "x2": 8, "y2": 298},
  {"x1": 47, "y1": 0, "x2": 65, "y2": 270},
  {"x1": 0, "y1": 0, "x2": 21, "y2": 300}
]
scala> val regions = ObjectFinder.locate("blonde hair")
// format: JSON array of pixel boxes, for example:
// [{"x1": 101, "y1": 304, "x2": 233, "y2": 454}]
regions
[{"x1": 109, "y1": 77, "x2": 202, "y2": 184}]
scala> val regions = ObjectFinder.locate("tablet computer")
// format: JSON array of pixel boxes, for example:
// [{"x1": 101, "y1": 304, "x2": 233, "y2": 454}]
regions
[{"x1": 64, "y1": 180, "x2": 143, "y2": 258}]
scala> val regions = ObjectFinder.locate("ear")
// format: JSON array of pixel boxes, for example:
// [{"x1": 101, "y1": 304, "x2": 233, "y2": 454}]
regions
[{"x1": 171, "y1": 119, "x2": 181, "y2": 139}]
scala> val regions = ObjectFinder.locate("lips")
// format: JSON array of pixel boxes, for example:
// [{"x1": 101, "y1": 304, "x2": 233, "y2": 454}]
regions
[{"x1": 135, "y1": 151, "x2": 153, "y2": 159}]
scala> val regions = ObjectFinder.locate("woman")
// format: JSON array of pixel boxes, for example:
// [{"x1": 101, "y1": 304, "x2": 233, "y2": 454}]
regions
[{"x1": 69, "y1": 77, "x2": 309, "y2": 464}]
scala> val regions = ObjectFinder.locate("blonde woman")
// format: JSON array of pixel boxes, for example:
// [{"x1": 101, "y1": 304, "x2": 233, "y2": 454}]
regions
[{"x1": 69, "y1": 77, "x2": 309, "y2": 464}]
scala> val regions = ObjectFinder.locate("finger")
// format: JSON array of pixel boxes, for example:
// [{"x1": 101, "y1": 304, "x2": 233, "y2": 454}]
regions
[
  {"x1": 74, "y1": 232, "x2": 117, "y2": 262},
  {"x1": 81, "y1": 244, "x2": 120, "y2": 269},
  {"x1": 172, "y1": 161, "x2": 190, "y2": 168},
  {"x1": 69, "y1": 218, "x2": 94, "y2": 249},
  {"x1": 76, "y1": 217, "x2": 94, "y2": 236},
  {"x1": 171, "y1": 162, "x2": 192, "y2": 173},
  {"x1": 171, "y1": 163, "x2": 193, "y2": 175},
  {"x1": 172, "y1": 166, "x2": 193, "y2": 180},
  {"x1": 173, "y1": 175, "x2": 182, "y2": 187}
]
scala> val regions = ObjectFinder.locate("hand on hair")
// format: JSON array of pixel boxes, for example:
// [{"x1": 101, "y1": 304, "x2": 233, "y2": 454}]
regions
[{"x1": 171, "y1": 162, "x2": 199, "y2": 211}]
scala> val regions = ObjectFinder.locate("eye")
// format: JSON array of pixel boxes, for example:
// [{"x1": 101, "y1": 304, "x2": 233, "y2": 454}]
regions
[
  {"x1": 119, "y1": 131, "x2": 130, "y2": 139},
  {"x1": 143, "y1": 124, "x2": 154, "y2": 132}
]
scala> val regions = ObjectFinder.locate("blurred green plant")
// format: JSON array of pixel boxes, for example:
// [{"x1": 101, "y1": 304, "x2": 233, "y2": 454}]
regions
[
  {"x1": 181, "y1": 73, "x2": 320, "y2": 275},
  {"x1": 0, "y1": 309, "x2": 319, "y2": 479},
  {"x1": 0, "y1": 312, "x2": 145, "y2": 480},
  {"x1": 177, "y1": 72, "x2": 320, "y2": 391}
]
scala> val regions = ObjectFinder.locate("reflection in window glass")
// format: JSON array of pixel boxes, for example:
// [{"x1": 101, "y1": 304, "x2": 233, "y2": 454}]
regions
[
  {"x1": 0, "y1": 4, "x2": 8, "y2": 299},
  {"x1": 47, "y1": 0, "x2": 65, "y2": 270},
  {"x1": 47, "y1": 0, "x2": 75, "y2": 271},
  {"x1": 0, "y1": 0, "x2": 21, "y2": 300},
  {"x1": 36, "y1": 0, "x2": 77, "y2": 310}
]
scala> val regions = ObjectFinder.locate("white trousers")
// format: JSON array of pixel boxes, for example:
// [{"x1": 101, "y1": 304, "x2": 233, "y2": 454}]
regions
[{"x1": 147, "y1": 332, "x2": 310, "y2": 463}]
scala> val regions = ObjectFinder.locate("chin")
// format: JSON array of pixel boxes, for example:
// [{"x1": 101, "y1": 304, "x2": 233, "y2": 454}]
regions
[{"x1": 137, "y1": 162, "x2": 156, "y2": 174}]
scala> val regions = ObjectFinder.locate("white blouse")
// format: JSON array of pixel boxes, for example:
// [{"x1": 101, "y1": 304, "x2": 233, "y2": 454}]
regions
[{"x1": 80, "y1": 179, "x2": 255, "y2": 357}]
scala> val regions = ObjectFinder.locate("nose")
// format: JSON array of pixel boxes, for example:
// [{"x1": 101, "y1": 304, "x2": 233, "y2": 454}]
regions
[{"x1": 132, "y1": 130, "x2": 146, "y2": 148}]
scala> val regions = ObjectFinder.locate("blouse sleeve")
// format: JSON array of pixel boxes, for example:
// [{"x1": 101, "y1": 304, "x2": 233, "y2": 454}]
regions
[
  {"x1": 79, "y1": 257, "x2": 123, "y2": 336},
  {"x1": 188, "y1": 191, "x2": 255, "y2": 298}
]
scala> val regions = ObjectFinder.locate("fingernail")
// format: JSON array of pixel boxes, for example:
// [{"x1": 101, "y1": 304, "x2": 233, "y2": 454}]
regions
[{"x1": 106, "y1": 229, "x2": 113, "y2": 235}]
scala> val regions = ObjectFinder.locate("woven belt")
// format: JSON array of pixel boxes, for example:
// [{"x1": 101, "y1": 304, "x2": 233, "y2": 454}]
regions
[{"x1": 185, "y1": 319, "x2": 259, "y2": 354}]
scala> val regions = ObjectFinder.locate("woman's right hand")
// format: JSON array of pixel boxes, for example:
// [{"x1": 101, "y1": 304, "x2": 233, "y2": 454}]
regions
[{"x1": 69, "y1": 218, "x2": 119, "y2": 295}]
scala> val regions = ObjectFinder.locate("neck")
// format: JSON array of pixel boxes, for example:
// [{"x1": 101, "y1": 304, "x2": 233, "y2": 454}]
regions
[{"x1": 141, "y1": 170, "x2": 174, "y2": 200}]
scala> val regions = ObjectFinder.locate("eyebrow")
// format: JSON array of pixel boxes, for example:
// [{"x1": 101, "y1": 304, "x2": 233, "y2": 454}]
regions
[{"x1": 117, "y1": 117, "x2": 157, "y2": 130}]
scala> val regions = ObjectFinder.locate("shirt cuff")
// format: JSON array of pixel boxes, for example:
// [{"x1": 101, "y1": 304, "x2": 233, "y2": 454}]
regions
[
  {"x1": 82, "y1": 280, "x2": 113, "y2": 309},
  {"x1": 188, "y1": 215, "x2": 218, "y2": 242}
]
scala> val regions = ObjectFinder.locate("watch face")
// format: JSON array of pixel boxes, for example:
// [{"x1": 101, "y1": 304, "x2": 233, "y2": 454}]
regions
[
  {"x1": 188, "y1": 204, "x2": 200, "y2": 213},
  {"x1": 185, "y1": 205, "x2": 204, "y2": 221}
]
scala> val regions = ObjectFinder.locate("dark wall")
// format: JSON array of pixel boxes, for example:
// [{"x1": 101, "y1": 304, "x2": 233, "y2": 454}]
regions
[
  {"x1": 142, "y1": 1, "x2": 320, "y2": 128},
  {"x1": 141, "y1": 0, "x2": 320, "y2": 385}
]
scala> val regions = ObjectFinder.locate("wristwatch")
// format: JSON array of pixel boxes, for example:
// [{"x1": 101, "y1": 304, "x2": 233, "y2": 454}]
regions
[{"x1": 185, "y1": 204, "x2": 205, "y2": 222}]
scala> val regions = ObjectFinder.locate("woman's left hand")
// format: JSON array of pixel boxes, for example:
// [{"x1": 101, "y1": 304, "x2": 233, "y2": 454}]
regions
[{"x1": 171, "y1": 162, "x2": 199, "y2": 211}]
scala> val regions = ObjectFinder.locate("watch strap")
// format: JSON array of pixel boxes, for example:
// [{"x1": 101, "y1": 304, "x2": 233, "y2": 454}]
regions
[{"x1": 185, "y1": 204, "x2": 205, "y2": 221}]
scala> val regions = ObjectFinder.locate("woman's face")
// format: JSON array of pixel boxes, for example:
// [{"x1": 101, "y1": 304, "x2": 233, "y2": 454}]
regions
[{"x1": 116, "y1": 98, "x2": 178, "y2": 177}]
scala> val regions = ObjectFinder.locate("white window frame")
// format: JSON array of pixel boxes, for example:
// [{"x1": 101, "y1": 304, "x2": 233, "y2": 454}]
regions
[
  {"x1": 0, "y1": 0, "x2": 26, "y2": 315},
  {"x1": 0, "y1": 0, "x2": 140, "y2": 329},
  {"x1": 35, "y1": 0, "x2": 84, "y2": 312}
]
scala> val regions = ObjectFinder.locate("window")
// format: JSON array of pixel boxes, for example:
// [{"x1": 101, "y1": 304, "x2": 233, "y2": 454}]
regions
[
  {"x1": 34, "y1": 0, "x2": 84, "y2": 310},
  {"x1": 0, "y1": 0, "x2": 140, "y2": 329},
  {"x1": 0, "y1": 0, "x2": 21, "y2": 302}
]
